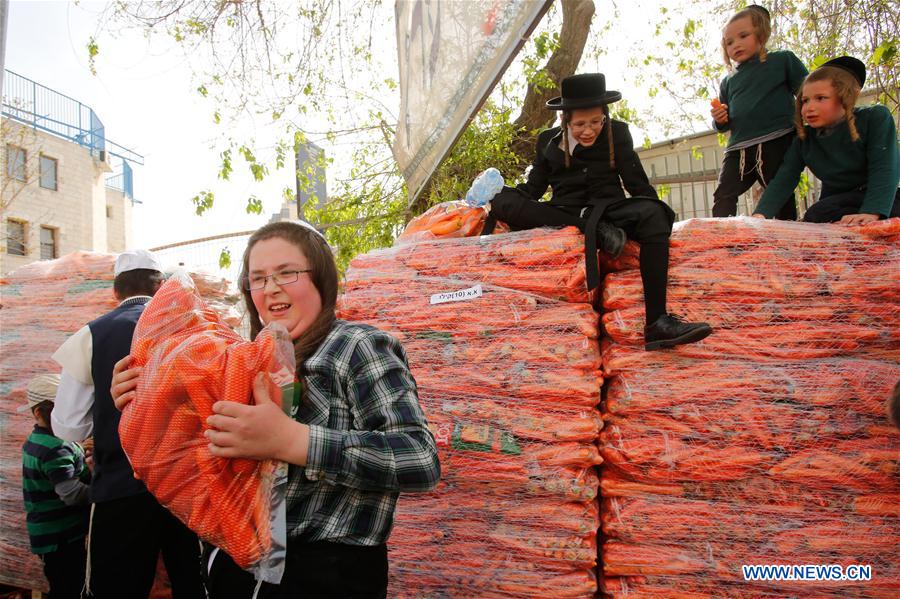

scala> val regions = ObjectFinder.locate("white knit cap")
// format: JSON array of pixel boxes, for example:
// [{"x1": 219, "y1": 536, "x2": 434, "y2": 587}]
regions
[{"x1": 114, "y1": 249, "x2": 163, "y2": 276}]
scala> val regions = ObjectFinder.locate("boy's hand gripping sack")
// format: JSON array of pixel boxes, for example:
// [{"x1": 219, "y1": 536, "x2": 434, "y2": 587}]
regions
[{"x1": 119, "y1": 272, "x2": 294, "y2": 582}]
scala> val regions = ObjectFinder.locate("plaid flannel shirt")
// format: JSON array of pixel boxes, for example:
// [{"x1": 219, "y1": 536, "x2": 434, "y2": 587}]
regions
[{"x1": 285, "y1": 320, "x2": 440, "y2": 545}]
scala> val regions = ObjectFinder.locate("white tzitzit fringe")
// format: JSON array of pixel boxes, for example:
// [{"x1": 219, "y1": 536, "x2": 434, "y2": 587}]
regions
[{"x1": 82, "y1": 503, "x2": 96, "y2": 598}]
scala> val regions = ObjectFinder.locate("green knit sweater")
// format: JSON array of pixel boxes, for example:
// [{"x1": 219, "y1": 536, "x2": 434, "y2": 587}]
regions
[
  {"x1": 717, "y1": 50, "x2": 808, "y2": 148},
  {"x1": 754, "y1": 105, "x2": 900, "y2": 218}
]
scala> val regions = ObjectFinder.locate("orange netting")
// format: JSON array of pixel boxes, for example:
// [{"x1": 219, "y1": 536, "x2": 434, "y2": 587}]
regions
[
  {"x1": 120, "y1": 272, "x2": 294, "y2": 580},
  {"x1": 599, "y1": 217, "x2": 900, "y2": 598},
  {"x1": 351, "y1": 226, "x2": 593, "y2": 303},
  {"x1": 0, "y1": 253, "x2": 240, "y2": 591},
  {"x1": 340, "y1": 228, "x2": 603, "y2": 598},
  {"x1": 396, "y1": 201, "x2": 509, "y2": 245}
]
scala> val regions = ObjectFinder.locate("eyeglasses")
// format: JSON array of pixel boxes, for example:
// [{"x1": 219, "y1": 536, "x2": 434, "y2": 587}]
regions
[
  {"x1": 243, "y1": 269, "x2": 312, "y2": 291},
  {"x1": 569, "y1": 117, "x2": 606, "y2": 130}
]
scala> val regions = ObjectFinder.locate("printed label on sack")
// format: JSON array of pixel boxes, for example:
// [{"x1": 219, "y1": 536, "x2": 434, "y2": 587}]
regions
[
  {"x1": 429, "y1": 284, "x2": 482, "y2": 305},
  {"x1": 428, "y1": 421, "x2": 521, "y2": 455},
  {"x1": 452, "y1": 422, "x2": 521, "y2": 455},
  {"x1": 430, "y1": 422, "x2": 453, "y2": 448}
]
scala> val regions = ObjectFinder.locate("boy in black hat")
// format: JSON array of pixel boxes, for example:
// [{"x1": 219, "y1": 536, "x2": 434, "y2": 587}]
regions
[
  {"x1": 485, "y1": 73, "x2": 712, "y2": 350},
  {"x1": 752, "y1": 56, "x2": 900, "y2": 223}
]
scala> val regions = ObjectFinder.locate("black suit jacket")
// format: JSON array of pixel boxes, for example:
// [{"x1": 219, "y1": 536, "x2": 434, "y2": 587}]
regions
[{"x1": 514, "y1": 121, "x2": 658, "y2": 215}]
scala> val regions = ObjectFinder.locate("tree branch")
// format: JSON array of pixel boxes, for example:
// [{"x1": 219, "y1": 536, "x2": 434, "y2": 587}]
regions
[{"x1": 509, "y1": 0, "x2": 596, "y2": 162}]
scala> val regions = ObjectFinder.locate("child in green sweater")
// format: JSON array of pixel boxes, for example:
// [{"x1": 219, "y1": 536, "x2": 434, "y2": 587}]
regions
[
  {"x1": 21, "y1": 374, "x2": 91, "y2": 599},
  {"x1": 711, "y1": 5, "x2": 808, "y2": 219},
  {"x1": 752, "y1": 56, "x2": 900, "y2": 224}
]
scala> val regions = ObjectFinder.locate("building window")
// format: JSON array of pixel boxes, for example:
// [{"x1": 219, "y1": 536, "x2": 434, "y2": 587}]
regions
[
  {"x1": 7, "y1": 219, "x2": 26, "y2": 256},
  {"x1": 6, "y1": 145, "x2": 26, "y2": 182},
  {"x1": 106, "y1": 205, "x2": 113, "y2": 219},
  {"x1": 40, "y1": 226, "x2": 58, "y2": 260},
  {"x1": 40, "y1": 155, "x2": 58, "y2": 190}
]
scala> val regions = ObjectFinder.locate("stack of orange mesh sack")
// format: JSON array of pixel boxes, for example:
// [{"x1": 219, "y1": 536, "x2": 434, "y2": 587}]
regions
[
  {"x1": 598, "y1": 218, "x2": 900, "y2": 598},
  {"x1": 340, "y1": 226, "x2": 603, "y2": 597},
  {"x1": 0, "y1": 252, "x2": 240, "y2": 594}
]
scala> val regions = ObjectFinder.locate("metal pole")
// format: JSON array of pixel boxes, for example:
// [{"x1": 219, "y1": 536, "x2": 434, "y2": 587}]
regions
[{"x1": 0, "y1": 0, "x2": 8, "y2": 99}]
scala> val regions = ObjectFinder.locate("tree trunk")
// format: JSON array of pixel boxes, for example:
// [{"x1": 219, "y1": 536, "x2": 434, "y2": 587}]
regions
[
  {"x1": 510, "y1": 0, "x2": 596, "y2": 162},
  {"x1": 408, "y1": 0, "x2": 595, "y2": 219}
]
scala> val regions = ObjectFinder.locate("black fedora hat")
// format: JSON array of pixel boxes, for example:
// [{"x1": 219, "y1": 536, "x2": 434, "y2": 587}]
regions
[
  {"x1": 822, "y1": 55, "x2": 866, "y2": 88},
  {"x1": 546, "y1": 73, "x2": 622, "y2": 110}
]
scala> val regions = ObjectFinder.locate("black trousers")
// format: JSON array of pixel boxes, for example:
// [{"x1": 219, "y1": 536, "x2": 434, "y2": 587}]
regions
[
  {"x1": 489, "y1": 193, "x2": 673, "y2": 323},
  {"x1": 803, "y1": 188, "x2": 900, "y2": 223},
  {"x1": 203, "y1": 541, "x2": 389, "y2": 599},
  {"x1": 713, "y1": 134, "x2": 798, "y2": 220},
  {"x1": 42, "y1": 537, "x2": 87, "y2": 599},
  {"x1": 87, "y1": 492, "x2": 204, "y2": 599}
]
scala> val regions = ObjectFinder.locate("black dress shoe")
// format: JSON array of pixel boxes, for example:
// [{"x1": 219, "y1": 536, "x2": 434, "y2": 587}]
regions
[
  {"x1": 644, "y1": 314, "x2": 713, "y2": 350},
  {"x1": 597, "y1": 221, "x2": 626, "y2": 258}
]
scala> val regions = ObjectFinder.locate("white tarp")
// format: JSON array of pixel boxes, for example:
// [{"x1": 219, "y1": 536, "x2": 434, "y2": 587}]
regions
[{"x1": 393, "y1": 0, "x2": 552, "y2": 204}]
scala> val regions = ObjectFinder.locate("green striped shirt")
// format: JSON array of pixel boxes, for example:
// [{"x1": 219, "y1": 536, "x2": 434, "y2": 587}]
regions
[{"x1": 22, "y1": 426, "x2": 91, "y2": 554}]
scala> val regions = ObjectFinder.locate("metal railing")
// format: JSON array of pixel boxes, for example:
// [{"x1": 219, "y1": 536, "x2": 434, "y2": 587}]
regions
[
  {"x1": 1, "y1": 70, "x2": 144, "y2": 165},
  {"x1": 105, "y1": 161, "x2": 134, "y2": 199},
  {"x1": 639, "y1": 132, "x2": 818, "y2": 219}
]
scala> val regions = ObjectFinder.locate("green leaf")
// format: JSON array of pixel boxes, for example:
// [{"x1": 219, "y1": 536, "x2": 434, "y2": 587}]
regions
[
  {"x1": 191, "y1": 190, "x2": 215, "y2": 216},
  {"x1": 872, "y1": 40, "x2": 897, "y2": 65},
  {"x1": 219, "y1": 149, "x2": 233, "y2": 180},
  {"x1": 87, "y1": 37, "x2": 100, "y2": 75},
  {"x1": 246, "y1": 196, "x2": 263, "y2": 214},
  {"x1": 810, "y1": 54, "x2": 829, "y2": 70},
  {"x1": 218, "y1": 248, "x2": 231, "y2": 269},
  {"x1": 250, "y1": 163, "x2": 267, "y2": 181}
]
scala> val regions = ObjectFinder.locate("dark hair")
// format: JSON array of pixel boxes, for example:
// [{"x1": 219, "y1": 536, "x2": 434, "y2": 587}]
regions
[
  {"x1": 795, "y1": 66, "x2": 861, "y2": 141},
  {"x1": 32, "y1": 401, "x2": 54, "y2": 426},
  {"x1": 561, "y1": 106, "x2": 615, "y2": 170},
  {"x1": 240, "y1": 222, "x2": 338, "y2": 371},
  {"x1": 889, "y1": 380, "x2": 900, "y2": 429},
  {"x1": 113, "y1": 269, "x2": 165, "y2": 298}
]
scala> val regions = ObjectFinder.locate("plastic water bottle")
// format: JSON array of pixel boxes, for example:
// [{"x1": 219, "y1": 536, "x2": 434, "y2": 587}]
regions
[{"x1": 465, "y1": 168, "x2": 504, "y2": 207}]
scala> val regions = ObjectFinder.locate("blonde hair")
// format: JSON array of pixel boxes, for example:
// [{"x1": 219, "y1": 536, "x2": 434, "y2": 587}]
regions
[
  {"x1": 795, "y1": 66, "x2": 861, "y2": 141},
  {"x1": 721, "y1": 7, "x2": 771, "y2": 69},
  {"x1": 561, "y1": 106, "x2": 616, "y2": 170}
]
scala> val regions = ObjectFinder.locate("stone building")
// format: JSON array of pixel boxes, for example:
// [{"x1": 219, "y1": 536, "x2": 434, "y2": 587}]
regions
[{"x1": 1, "y1": 70, "x2": 141, "y2": 275}]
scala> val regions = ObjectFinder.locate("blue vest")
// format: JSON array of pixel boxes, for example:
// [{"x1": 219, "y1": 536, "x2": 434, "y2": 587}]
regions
[{"x1": 88, "y1": 298, "x2": 149, "y2": 502}]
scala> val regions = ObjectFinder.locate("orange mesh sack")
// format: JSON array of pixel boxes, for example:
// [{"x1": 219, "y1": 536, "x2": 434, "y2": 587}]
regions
[
  {"x1": 599, "y1": 218, "x2": 900, "y2": 598},
  {"x1": 350, "y1": 226, "x2": 593, "y2": 303},
  {"x1": 119, "y1": 272, "x2": 294, "y2": 582},
  {"x1": 1, "y1": 252, "x2": 239, "y2": 592},
  {"x1": 397, "y1": 201, "x2": 509, "y2": 245},
  {"x1": 340, "y1": 227, "x2": 604, "y2": 597}
]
